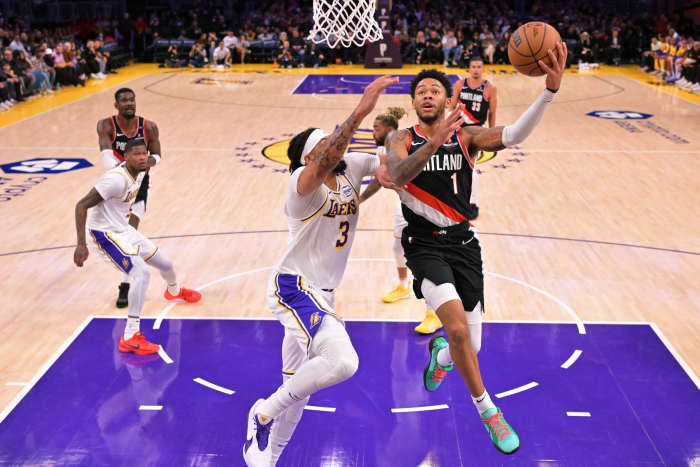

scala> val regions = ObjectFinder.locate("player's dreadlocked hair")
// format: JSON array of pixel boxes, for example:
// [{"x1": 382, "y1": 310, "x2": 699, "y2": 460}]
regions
[
  {"x1": 410, "y1": 69, "x2": 453, "y2": 98},
  {"x1": 375, "y1": 107, "x2": 407, "y2": 129},
  {"x1": 287, "y1": 128, "x2": 316, "y2": 173}
]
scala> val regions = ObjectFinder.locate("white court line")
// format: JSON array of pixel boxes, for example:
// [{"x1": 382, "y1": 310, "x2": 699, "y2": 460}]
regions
[
  {"x1": 561, "y1": 349, "x2": 583, "y2": 369},
  {"x1": 139, "y1": 405, "x2": 163, "y2": 411},
  {"x1": 566, "y1": 411, "x2": 591, "y2": 417},
  {"x1": 290, "y1": 75, "x2": 308, "y2": 95},
  {"x1": 649, "y1": 323, "x2": 700, "y2": 390},
  {"x1": 5, "y1": 382, "x2": 28, "y2": 387},
  {"x1": 391, "y1": 404, "x2": 449, "y2": 413},
  {"x1": 193, "y1": 377, "x2": 235, "y2": 395},
  {"x1": 304, "y1": 405, "x2": 336, "y2": 412},
  {"x1": 152, "y1": 266, "x2": 274, "y2": 329},
  {"x1": 495, "y1": 382, "x2": 539, "y2": 398},
  {"x1": 0, "y1": 316, "x2": 93, "y2": 424},
  {"x1": 158, "y1": 347, "x2": 174, "y2": 364}
]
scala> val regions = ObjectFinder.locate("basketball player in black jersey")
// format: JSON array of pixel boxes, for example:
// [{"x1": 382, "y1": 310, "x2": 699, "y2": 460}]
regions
[
  {"x1": 384, "y1": 42, "x2": 567, "y2": 455},
  {"x1": 97, "y1": 88, "x2": 163, "y2": 308}
]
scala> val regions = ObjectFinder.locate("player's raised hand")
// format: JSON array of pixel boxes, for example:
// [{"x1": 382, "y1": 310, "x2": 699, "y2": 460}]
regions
[
  {"x1": 539, "y1": 41, "x2": 567, "y2": 91},
  {"x1": 356, "y1": 75, "x2": 400, "y2": 117},
  {"x1": 429, "y1": 103, "x2": 465, "y2": 148},
  {"x1": 74, "y1": 244, "x2": 89, "y2": 267}
]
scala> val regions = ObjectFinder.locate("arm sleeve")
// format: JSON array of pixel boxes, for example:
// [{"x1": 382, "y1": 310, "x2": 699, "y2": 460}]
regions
[
  {"x1": 285, "y1": 167, "x2": 329, "y2": 219},
  {"x1": 94, "y1": 172, "x2": 125, "y2": 200},
  {"x1": 101, "y1": 149, "x2": 120, "y2": 169},
  {"x1": 501, "y1": 89, "x2": 556, "y2": 148}
]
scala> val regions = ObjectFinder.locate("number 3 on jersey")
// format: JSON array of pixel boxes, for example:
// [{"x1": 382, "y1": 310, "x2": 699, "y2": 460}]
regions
[{"x1": 335, "y1": 221, "x2": 350, "y2": 249}]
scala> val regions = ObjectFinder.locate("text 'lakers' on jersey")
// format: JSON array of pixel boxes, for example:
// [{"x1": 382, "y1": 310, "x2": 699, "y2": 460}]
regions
[
  {"x1": 276, "y1": 153, "x2": 379, "y2": 290},
  {"x1": 87, "y1": 162, "x2": 145, "y2": 232},
  {"x1": 399, "y1": 125, "x2": 476, "y2": 232},
  {"x1": 111, "y1": 116, "x2": 148, "y2": 162},
  {"x1": 459, "y1": 78, "x2": 490, "y2": 126}
]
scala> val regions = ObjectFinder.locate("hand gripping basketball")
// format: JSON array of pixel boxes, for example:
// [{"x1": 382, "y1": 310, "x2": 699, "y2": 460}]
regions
[{"x1": 539, "y1": 42, "x2": 567, "y2": 92}]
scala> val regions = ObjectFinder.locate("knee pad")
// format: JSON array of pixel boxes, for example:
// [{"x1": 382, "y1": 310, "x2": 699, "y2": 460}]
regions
[
  {"x1": 420, "y1": 278, "x2": 460, "y2": 312},
  {"x1": 466, "y1": 301, "x2": 483, "y2": 354}
]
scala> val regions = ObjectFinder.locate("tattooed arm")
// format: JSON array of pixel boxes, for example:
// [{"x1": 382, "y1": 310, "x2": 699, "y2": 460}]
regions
[{"x1": 296, "y1": 74, "x2": 399, "y2": 196}]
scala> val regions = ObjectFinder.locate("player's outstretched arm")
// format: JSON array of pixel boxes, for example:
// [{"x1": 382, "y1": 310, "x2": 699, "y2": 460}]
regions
[
  {"x1": 468, "y1": 42, "x2": 567, "y2": 153},
  {"x1": 297, "y1": 75, "x2": 399, "y2": 195},
  {"x1": 386, "y1": 106, "x2": 464, "y2": 186},
  {"x1": 97, "y1": 119, "x2": 119, "y2": 169},
  {"x1": 74, "y1": 188, "x2": 104, "y2": 267},
  {"x1": 145, "y1": 121, "x2": 162, "y2": 166}
]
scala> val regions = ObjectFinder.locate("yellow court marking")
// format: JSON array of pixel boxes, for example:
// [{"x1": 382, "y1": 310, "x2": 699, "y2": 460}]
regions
[{"x1": 1, "y1": 63, "x2": 696, "y2": 130}]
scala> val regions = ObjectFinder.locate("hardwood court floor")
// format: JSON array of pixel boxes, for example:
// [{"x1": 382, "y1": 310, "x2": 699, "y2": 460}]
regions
[{"x1": 0, "y1": 64, "x2": 698, "y2": 418}]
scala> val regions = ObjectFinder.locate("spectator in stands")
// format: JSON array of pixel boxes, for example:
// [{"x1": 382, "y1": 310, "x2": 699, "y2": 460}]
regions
[
  {"x1": 290, "y1": 28, "x2": 305, "y2": 63},
  {"x1": 189, "y1": 41, "x2": 207, "y2": 67},
  {"x1": 607, "y1": 28, "x2": 622, "y2": 65},
  {"x1": 83, "y1": 41, "x2": 107, "y2": 79},
  {"x1": 164, "y1": 44, "x2": 185, "y2": 67},
  {"x1": 675, "y1": 41, "x2": 699, "y2": 92},
  {"x1": 277, "y1": 40, "x2": 294, "y2": 68},
  {"x1": 223, "y1": 30, "x2": 246, "y2": 64},
  {"x1": 0, "y1": 61, "x2": 25, "y2": 101},
  {"x1": 442, "y1": 30, "x2": 458, "y2": 66},
  {"x1": 5, "y1": 48, "x2": 34, "y2": 94},
  {"x1": 14, "y1": 50, "x2": 51, "y2": 94},
  {"x1": 9, "y1": 34, "x2": 28, "y2": 54},
  {"x1": 52, "y1": 43, "x2": 84, "y2": 87},
  {"x1": 425, "y1": 29, "x2": 442, "y2": 64},
  {"x1": 303, "y1": 42, "x2": 326, "y2": 68}
]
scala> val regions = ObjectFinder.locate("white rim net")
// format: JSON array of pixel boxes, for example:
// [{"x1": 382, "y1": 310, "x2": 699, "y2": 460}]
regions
[{"x1": 308, "y1": 0, "x2": 384, "y2": 48}]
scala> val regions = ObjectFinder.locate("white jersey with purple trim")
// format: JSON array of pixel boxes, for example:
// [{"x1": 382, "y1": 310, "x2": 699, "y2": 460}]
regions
[
  {"x1": 87, "y1": 162, "x2": 145, "y2": 233},
  {"x1": 275, "y1": 152, "x2": 379, "y2": 290}
]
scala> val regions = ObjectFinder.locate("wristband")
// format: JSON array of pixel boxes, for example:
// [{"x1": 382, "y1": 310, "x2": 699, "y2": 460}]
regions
[
  {"x1": 546, "y1": 87, "x2": 558, "y2": 94},
  {"x1": 150, "y1": 154, "x2": 161, "y2": 165}
]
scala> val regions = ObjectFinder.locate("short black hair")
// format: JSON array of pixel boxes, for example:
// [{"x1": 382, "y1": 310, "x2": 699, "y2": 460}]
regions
[
  {"x1": 125, "y1": 138, "x2": 147, "y2": 153},
  {"x1": 287, "y1": 128, "x2": 316, "y2": 173},
  {"x1": 469, "y1": 57, "x2": 484, "y2": 66},
  {"x1": 410, "y1": 69, "x2": 452, "y2": 99},
  {"x1": 115, "y1": 88, "x2": 135, "y2": 102}
]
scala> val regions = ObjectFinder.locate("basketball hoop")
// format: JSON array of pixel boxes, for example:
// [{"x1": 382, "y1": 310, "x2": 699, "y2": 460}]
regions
[{"x1": 308, "y1": 0, "x2": 383, "y2": 49}]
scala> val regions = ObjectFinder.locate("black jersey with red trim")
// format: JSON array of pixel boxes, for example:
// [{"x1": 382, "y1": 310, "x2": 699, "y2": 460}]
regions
[
  {"x1": 458, "y1": 78, "x2": 490, "y2": 126},
  {"x1": 110, "y1": 115, "x2": 149, "y2": 162},
  {"x1": 399, "y1": 125, "x2": 476, "y2": 234}
]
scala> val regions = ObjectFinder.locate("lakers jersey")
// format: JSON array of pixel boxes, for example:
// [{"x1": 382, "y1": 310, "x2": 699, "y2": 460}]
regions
[
  {"x1": 398, "y1": 125, "x2": 476, "y2": 233},
  {"x1": 110, "y1": 115, "x2": 148, "y2": 162},
  {"x1": 275, "y1": 152, "x2": 379, "y2": 290},
  {"x1": 87, "y1": 162, "x2": 146, "y2": 232},
  {"x1": 459, "y1": 78, "x2": 490, "y2": 126}
]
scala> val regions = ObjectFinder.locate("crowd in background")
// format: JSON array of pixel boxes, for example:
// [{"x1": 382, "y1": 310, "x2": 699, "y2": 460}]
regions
[{"x1": 1, "y1": 1, "x2": 698, "y2": 110}]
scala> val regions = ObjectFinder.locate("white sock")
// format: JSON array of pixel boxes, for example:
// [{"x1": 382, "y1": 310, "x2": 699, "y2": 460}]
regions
[
  {"x1": 124, "y1": 315, "x2": 140, "y2": 339},
  {"x1": 437, "y1": 346, "x2": 453, "y2": 367},
  {"x1": 122, "y1": 272, "x2": 130, "y2": 283},
  {"x1": 399, "y1": 279, "x2": 408, "y2": 289},
  {"x1": 167, "y1": 283, "x2": 180, "y2": 296},
  {"x1": 269, "y1": 376, "x2": 309, "y2": 463},
  {"x1": 472, "y1": 390, "x2": 496, "y2": 416}
]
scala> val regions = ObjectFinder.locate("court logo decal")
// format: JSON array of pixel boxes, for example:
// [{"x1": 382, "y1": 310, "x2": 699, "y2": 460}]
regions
[
  {"x1": 586, "y1": 111, "x2": 653, "y2": 120},
  {"x1": 0, "y1": 158, "x2": 93, "y2": 174},
  {"x1": 0, "y1": 176, "x2": 47, "y2": 202}
]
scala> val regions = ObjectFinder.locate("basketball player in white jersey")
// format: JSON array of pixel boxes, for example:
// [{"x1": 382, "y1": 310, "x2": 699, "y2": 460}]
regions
[
  {"x1": 243, "y1": 75, "x2": 398, "y2": 467},
  {"x1": 360, "y1": 107, "x2": 443, "y2": 335},
  {"x1": 74, "y1": 139, "x2": 201, "y2": 354}
]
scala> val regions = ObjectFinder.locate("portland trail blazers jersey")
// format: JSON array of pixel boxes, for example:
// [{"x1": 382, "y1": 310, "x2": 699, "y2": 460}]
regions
[
  {"x1": 398, "y1": 125, "x2": 477, "y2": 233},
  {"x1": 458, "y1": 78, "x2": 490, "y2": 126},
  {"x1": 110, "y1": 115, "x2": 148, "y2": 162}
]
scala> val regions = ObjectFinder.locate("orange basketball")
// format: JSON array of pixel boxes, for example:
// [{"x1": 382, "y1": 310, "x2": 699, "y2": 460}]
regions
[{"x1": 508, "y1": 22, "x2": 561, "y2": 76}]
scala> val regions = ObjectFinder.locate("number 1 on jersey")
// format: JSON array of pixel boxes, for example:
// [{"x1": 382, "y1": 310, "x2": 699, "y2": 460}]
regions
[
  {"x1": 451, "y1": 172, "x2": 459, "y2": 194},
  {"x1": 335, "y1": 221, "x2": 350, "y2": 249}
]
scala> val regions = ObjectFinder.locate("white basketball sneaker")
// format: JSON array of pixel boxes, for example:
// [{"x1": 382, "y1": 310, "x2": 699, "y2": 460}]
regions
[{"x1": 243, "y1": 399, "x2": 274, "y2": 466}]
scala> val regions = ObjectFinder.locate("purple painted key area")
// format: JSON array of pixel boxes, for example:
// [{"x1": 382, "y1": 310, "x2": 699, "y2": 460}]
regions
[
  {"x1": 293, "y1": 74, "x2": 461, "y2": 95},
  {"x1": 1, "y1": 319, "x2": 698, "y2": 466}
]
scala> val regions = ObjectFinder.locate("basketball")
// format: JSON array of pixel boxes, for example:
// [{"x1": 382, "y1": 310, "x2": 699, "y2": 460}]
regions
[{"x1": 508, "y1": 22, "x2": 561, "y2": 76}]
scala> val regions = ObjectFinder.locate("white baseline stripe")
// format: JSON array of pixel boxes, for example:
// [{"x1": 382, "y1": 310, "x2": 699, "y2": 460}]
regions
[
  {"x1": 649, "y1": 323, "x2": 700, "y2": 390},
  {"x1": 158, "y1": 347, "x2": 174, "y2": 364},
  {"x1": 193, "y1": 377, "x2": 235, "y2": 395},
  {"x1": 495, "y1": 381, "x2": 539, "y2": 398},
  {"x1": 567, "y1": 411, "x2": 591, "y2": 417},
  {"x1": 5, "y1": 382, "x2": 28, "y2": 387},
  {"x1": 153, "y1": 266, "x2": 274, "y2": 329},
  {"x1": 139, "y1": 405, "x2": 163, "y2": 411},
  {"x1": 304, "y1": 405, "x2": 336, "y2": 412},
  {"x1": 561, "y1": 349, "x2": 583, "y2": 369},
  {"x1": 0, "y1": 316, "x2": 93, "y2": 424},
  {"x1": 391, "y1": 404, "x2": 449, "y2": 413}
]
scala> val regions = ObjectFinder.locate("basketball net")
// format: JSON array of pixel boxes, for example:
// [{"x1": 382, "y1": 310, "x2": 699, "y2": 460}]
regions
[{"x1": 308, "y1": 0, "x2": 383, "y2": 48}]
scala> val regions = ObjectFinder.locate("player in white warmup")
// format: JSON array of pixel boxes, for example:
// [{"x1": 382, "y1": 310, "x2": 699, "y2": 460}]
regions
[
  {"x1": 73, "y1": 138, "x2": 201, "y2": 354},
  {"x1": 243, "y1": 75, "x2": 398, "y2": 467},
  {"x1": 360, "y1": 107, "x2": 443, "y2": 334}
]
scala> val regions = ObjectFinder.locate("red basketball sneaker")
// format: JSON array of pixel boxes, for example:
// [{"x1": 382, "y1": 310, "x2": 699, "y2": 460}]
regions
[
  {"x1": 164, "y1": 287, "x2": 201, "y2": 303},
  {"x1": 119, "y1": 331, "x2": 160, "y2": 355}
]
